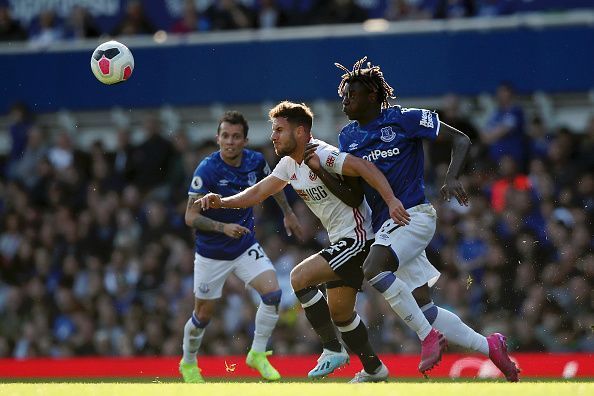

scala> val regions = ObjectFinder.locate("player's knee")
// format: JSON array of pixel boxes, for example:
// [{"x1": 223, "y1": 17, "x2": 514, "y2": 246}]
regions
[
  {"x1": 413, "y1": 285, "x2": 432, "y2": 307},
  {"x1": 362, "y1": 247, "x2": 398, "y2": 280},
  {"x1": 362, "y1": 257, "x2": 386, "y2": 281},
  {"x1": 191, "y1": 311, "x2": 210, "y2": 329},
  {"x1": 290, "y1": 267, "x2": 309, "y2": 291},
  {"x1": 260, "y1": 289, "x2": 282, "y2": 307}
]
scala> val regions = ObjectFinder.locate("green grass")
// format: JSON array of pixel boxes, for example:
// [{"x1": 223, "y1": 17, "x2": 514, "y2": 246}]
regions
[{"x1": 0, "y1": 382, "x2": 593, "y2": 396}]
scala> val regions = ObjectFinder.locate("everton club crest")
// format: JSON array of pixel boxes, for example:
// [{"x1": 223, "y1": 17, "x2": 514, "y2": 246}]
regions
[
  {"x1": 380, "y1": 126, "x2": 396, "y2": 142},
  {"x1": 248, "y1": 171, "x2": 257, "y2": 186}
]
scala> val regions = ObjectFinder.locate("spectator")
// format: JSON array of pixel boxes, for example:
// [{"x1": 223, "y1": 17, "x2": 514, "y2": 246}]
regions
[
  {"x1": 63, "y1": 6, "x2": 100, "y2": 40},
  {"x1": 204, "y1": 0, "x2": 254, "y2": 31},
  {"x1": 311, "y1": 0, "x2": 368, "y2": 24},
  {"x1": 434, "y1": 0, "x2": 475, "y2": 19},
  {"x1": 111, "y1": 0, "x2": 156, "y2": 36},
  {"x1": 130, "y1": 115, "x2": 175, "y2": 195},
  {"x1": 170, "y1": 0, "x2": 209, "y2": 34},
  {"x1": 432, "y1": 94, "x2": 479, "y2": 168},
  {"x1": 28, "y1": 10, "x2": 63, "y2": 49},
  {"x1": 256, "y1": 0, "x2": 289, "y2": 29},
  {"x1": 6, "y1": 102, "x2": 33, "y2": 177},
  {"x1": 526, "y1": 115, "x2": 552, "y2": 160},
  {"x1": 0, "y1": 5, "x2": 27, "y2": 41},
  {"x1": 476, "y1": 0, "x2": 516, "y2": 17},
  {"x1": 384, "y1": 0, "x2": 426, "y2": 21},
  {"x1": 10, "y1": 126, "x2": 47, "y2": 188},
  {"x1": 480, "y1": 82, "x2": 528, "y2": 170}
]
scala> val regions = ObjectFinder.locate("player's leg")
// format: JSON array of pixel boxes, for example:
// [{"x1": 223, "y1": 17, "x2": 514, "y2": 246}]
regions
[
  {"x1": 327, "y1": 285, "x2": 388, "y2": 382},
  {"x1": 365, "y1": 208, "x2": 446, "y2": 375},
  {"x1": 180, "y1": 254, "x2": 233, "y2": 383},
  {"x1": 180, "y1": 298, "x2": 215, "y2": 383},
  {"x1": 414, "y1": 284, "x2": 519, "y2": 382},
  {"x1": 291, "y1": 253, "x2": 343, "y2": 352},
  {"x1": 291, "y1": 253, "x2": 351, "y2": 378},
  {"x1": 248, "y1": 269, "x2": 282, "y2": 353},
  {"x1": 236, "y1": 244, "x2": 282, "y2": 381},
  {"x1": 414, "y1": 284, "x2": 488, "y2": 353}
]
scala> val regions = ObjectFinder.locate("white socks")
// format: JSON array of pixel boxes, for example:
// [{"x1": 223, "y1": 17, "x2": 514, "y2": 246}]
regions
[
  {"x1": 251, "y1": 303, "x2": 279, "y2": 352},
  {"x1": 427, "y1": 304, "x2": 489, "y2": 354},
  {"x1": 370, "y1": 273, "x2": 432, "y2": 340},
  {"x1": 182, "y1": 317, "x2": 205, "y2": 364}
]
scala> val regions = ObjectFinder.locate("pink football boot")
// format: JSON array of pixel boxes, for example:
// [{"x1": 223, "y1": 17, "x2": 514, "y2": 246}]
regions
[{"x1": 487, "y1": 332, "x2": 520, "y2": 382}]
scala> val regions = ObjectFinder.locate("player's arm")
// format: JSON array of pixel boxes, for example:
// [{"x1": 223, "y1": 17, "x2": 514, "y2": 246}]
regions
[
  {"x1": 341, "y1": 155, "x2": 410, "y2": 220},
  {"x1": 272, "y1": 190, "x2": 304, "y2": 240},
  {"x1": 303, "y1": 144, "x2": 363, "y2": 207},
  {"x1": 185, "y1": 195, "x2": 249, "y2": 238},
  {"x1": 199, "y1": 175, "x2": 287, "y2": 210},
  {"x1": 437, "y1": 121, "x2": 471, "y2": 206},
  {"x1": 305, "y1": 145, "x2": 409, "y2": 225}
]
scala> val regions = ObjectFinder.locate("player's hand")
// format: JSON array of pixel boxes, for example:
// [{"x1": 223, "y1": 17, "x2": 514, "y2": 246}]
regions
[
  {"x1": 283, "y1": 211, "x2": 304, "y2": 241},
  {"x1": 440, "y1": 176, "x2": 469, "y2": 206},
  {"x1": 303, "y1": 143, "x2": 321, "y2": 172},
  {"x1": 387, "y1": 197, "x2": 410, "y2": 226},
  {"x1": 223, "y1": 223, "x2": 251, "y2": 239},
  {"x1": 198, "y1": 193, "x2": 223, "y2": 210}
]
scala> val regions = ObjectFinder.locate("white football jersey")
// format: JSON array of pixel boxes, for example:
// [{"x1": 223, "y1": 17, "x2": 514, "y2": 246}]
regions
[{"x1": 271, "y1": 139, "x2": 374, "y2": 243}]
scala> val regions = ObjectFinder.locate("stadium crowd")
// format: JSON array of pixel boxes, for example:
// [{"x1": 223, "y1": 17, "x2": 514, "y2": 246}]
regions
[
  {"x1": 1, "y1": 0, "x2": 592, "y2": 46},
  {"x1": 0, "y1": 83, "x2": 592, "y2": 359}
]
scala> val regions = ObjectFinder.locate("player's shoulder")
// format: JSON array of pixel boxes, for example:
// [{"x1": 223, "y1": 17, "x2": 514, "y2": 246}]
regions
[
  {"x1": 312, "y1": 138, "x2": 338, "y2": 152},
  {"x1": 383, "y1": 105, "x2": 407, "y2": 120},
  {"x1": 339, "y1": 120, "x2": 359, "y2": 135},
  {"x1": 195, "y1": 151, "x2": 219, "y2": 171},
  {"x1": 243, "y1": 148, "x2": 265, "y2": 165}
]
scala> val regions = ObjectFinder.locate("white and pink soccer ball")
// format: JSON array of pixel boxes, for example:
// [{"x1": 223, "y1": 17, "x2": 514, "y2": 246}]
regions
[{"x1": 90, "y1": 40, "x2": 134, "y2": 85}]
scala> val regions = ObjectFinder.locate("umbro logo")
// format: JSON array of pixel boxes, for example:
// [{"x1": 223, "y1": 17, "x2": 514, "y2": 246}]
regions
[
  {"x1": 218, "y1": 179, "x2": 229, "y2": 186},
  {"x1": 349, "y1": 142, "x2": 359, "y2": 150},
  {"x1": 290, "y1": 173, "x2": 297, "y2": 180}
]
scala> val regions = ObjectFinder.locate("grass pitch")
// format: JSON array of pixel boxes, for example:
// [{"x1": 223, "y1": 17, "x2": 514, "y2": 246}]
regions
[{"x1": 1, "y1": 382, "x2": 592, "y2": 396}]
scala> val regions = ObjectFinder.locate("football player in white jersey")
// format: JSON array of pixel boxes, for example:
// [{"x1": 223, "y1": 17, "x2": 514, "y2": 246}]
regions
[{"x1": 199, "y1": 101, "x2": 414, "y2": 382}]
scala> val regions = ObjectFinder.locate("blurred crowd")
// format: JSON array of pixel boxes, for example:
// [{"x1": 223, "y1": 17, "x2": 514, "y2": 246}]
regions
[
  {"x1": 0, "y1": 83, "x2": 593, "y2": 359},
  {"x1": 1, "y1": 0, "x2": 593, "y2": 47}
]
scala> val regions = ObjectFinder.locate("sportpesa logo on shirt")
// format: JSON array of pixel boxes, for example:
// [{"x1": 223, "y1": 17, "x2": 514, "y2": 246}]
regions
[{"x1": 362, "y1": 147, "x2": 400, "y2": 161}]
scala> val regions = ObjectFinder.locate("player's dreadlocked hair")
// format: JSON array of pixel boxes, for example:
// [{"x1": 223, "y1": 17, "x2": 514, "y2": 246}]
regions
[{"x1": 335, "y1": 56, "x2": 395, "y2": 109}]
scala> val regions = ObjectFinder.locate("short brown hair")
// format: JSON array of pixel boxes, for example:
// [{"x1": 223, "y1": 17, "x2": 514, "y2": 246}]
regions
[
  {"x1": 218, "y1": 110, "x2": 249, "y2": 138},
  {"x1": 268, "y1": 101, "x2": 314, "y2": 132}
]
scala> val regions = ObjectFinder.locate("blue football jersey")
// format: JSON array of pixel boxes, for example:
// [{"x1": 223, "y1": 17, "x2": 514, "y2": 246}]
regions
[
  {"x1": 188, "y1": 149, "x2": 270, "y2": 260},
  {"x1": 338, "y1": 106, "x2": 440, "y2": 232}
]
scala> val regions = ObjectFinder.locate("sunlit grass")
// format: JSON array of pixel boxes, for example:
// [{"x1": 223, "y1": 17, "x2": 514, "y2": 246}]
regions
[{"x1": 1, "y1": 382, "x2": 593, "y2": 396}]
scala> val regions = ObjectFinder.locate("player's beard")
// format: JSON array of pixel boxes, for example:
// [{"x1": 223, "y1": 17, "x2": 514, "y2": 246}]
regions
[{"x1": 274, "y1": 134, "x2": 297, "y2": 157}]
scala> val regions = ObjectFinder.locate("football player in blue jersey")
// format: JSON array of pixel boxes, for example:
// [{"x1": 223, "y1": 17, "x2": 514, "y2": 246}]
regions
[
  {"x1": 179, "y1": 111, "x2": 303, "y2": 383},
  {"x1": 305, "y1": 56, "x2": 518, "y2": 381}
]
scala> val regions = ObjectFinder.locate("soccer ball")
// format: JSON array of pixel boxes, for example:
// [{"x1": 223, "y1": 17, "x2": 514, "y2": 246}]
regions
[{"x1": 90, "y1": 40, "x2": 134, "y2": 85}]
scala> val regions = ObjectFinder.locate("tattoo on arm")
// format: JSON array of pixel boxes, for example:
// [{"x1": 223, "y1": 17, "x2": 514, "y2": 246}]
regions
[
  {"x1": 272, "y1": 190, "x2": 293, "y2": 215},
  {"x1": 191, "y1": 216, "x2": 225, "y2": 233},
  {"x1": 186, "y1": 195, "x2": 225, "y2": 233}
]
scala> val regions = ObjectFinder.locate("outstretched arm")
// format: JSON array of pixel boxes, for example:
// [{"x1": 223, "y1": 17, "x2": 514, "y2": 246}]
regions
[
  {"x1": 185, "y1": 195, "x2": 250, "y2": 238},
  {"x1": 199, "y1": 175, "x2": 287, "y2": 210},
  {"x1": 437, "y1": 121, "x2": 471, "y2": 206}
]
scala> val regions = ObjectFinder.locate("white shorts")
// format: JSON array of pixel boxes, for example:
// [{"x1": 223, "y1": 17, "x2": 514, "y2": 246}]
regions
[
  {"x1": 193, "y1": 243, "x2": 275, "y2": 300},
  {"x1": 372, "y1": 203, "x2": 441, "y2": 292}
]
